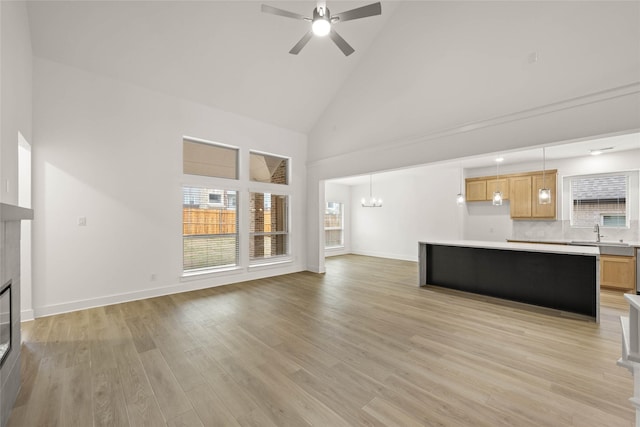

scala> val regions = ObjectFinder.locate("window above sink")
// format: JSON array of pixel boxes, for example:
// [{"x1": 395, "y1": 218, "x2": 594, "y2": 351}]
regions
[{"x1": 567, "y1": 171, "x2": 637, "y2": 229}]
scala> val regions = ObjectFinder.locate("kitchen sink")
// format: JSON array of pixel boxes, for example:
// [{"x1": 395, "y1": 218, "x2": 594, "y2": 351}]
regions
[
  {"x1": 570, "y1": 240, "x2": 634, "y2": 256},
  {"x1": 570, "y1": 240, "x2": 630, "y2": 247}
]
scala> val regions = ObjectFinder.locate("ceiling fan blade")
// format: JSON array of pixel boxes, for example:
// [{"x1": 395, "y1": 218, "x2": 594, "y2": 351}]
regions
[
  {"x1": 289, "y1": 31, "x2": 314, "y2": 55},
  {"x1": 333, "y1": 2, "x2": 381, "y2": 23},
  {"x1": 261, "y1": 4, "x2": 307, "y2": 20},
  {"x1": 329, "y1": 29, "x2": 355, "y2": 56}
]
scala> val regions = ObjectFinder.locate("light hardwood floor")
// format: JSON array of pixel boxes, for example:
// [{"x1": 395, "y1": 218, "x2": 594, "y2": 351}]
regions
[{"x1": 8, "y1": 255, "x2": 634, "y2": 426}]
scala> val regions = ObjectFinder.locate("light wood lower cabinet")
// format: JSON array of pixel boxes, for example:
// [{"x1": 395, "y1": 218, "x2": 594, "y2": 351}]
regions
[{"x1": 601, "y1": 255, "x2": 636, "y2": 291}]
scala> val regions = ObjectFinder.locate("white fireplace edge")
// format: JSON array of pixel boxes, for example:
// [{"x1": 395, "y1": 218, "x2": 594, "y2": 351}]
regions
[{"x1": 0, "y1": 202, "x2": 33, "y2": 427}]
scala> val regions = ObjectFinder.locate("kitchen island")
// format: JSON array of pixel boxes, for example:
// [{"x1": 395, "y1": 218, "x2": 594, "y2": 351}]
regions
[{"x1": 419, "y1": 240, "x2": 601, "y2": 321}]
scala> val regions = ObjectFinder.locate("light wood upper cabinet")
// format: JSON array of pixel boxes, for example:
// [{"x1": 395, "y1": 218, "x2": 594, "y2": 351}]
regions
[
  {"x1": 466, "y1": 180, "x2": 487, "y2": 201},
  {"x1": 466, "y1": 169, "x2": 557, "y2": 219},
  {"x1": 601, "y1": 255, "x2": 636, "y2": 290},
  {"x1": 486, "y1": 179, "x2": 509, "y2": 201},
  {"x1": 509, "y1": 176, "x2": 532, "y2": 218},
  {"x1": 465, "y1": 178, "x2": 508, "y2": 201},
  {"x1": 510, "y1": 171, "x2": 557, "y2": 220},
  {"x1": 531, "y1": 173, "x2": 557, "y2": 219}
]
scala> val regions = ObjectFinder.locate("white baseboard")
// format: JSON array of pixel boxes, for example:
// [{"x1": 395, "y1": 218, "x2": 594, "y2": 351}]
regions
[
  {"x1": 33, "y1": 264, "x2": 305, "y2": 318},
  {"x1": 20, "y1": 309, "x2": 34, "y2": 322},
  {"x1": 351, "y1": 249, "x2": 418, "y2": 263}
]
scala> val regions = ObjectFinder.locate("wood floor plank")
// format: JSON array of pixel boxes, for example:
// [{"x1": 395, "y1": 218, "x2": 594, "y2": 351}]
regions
[
  {"x1": 166, "y1": 409, "x2": 204, "y2": 427},
  {"x1": 20, "y1": 357, "x2": 64, "y2": 427},
  {"x1": 59, "y1": 365, "x2": 93, "y2": 427},
  {"x1": 112, "y1": 342, "x2": 165, "y2": 427},
  {"x1": 138, "y1": 348, "x2": 192, "y2": 421},
  {"x1": 92, "y1": 367, "x2": 130, "y2": 427},
  {"x1": 7, "y1": 255, "x2": 635, "y2": 427},
  {"x1": 184, "y1": 382, "x2": 241, "y2": 427}
]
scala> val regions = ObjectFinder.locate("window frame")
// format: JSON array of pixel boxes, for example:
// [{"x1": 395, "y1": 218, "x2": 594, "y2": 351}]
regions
[
  {"x1": 248, "y1": 191, "x2": 291, "y2": 265},
  {"x1": 182, "y1": 137, "x2": 242, "y2": 276},
  {"x1": 183, "y1": 136, "x2": 239, "y2": 180},
  {"x1": 249, "y1": 150, "x2": 290, "y2": 186},
  {"x1": 324, "y1": 201, "x2": 345, "y2": 249},
  {"x1": 565, "y1": 171, "x2": 635, "y2": 229}
]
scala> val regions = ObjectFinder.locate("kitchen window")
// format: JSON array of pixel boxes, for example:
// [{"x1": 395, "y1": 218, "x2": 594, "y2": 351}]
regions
[
  {"x1": 324, "y1": 202, "x2": 344, "y2": 248},
  {"x1": 570, "y1": 173, "x2": 629, "y2": 228}
]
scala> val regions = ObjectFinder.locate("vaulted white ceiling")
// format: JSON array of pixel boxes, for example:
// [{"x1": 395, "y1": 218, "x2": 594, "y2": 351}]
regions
[{"x1": 26, "y1": 1, "x2": 399, "y2": 133}]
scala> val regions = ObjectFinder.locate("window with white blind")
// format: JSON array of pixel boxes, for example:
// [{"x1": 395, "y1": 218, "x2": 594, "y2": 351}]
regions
[
  {"x1": 324, "y1": 202, "x2": 344, "y2": 248},
  {"x1": 183, "y1": 187, "x2": 238, "y2": 271},
  {"x1": 249, "y1": 192, "x2": 288, "y2": 261},
  {"x1": 184, "y1": 138, "x2": 238, "y2": 179},
  {"x1": 183, "y1": 138, "x2": 240, "y2": 274},
  {"x1": 570, "y1": 173, "x2": 629, "y2": 228}
]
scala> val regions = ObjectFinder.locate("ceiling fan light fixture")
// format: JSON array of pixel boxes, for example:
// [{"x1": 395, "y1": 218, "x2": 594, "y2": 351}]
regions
[{"x1": 312, "y1": 8, "x2": 331, "y2": 36}]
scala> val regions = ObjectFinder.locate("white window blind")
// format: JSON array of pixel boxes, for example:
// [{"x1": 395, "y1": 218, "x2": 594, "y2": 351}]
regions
[
  {"x1": 184, "y1": 139, "x2": 238, "y2": 179},
  {"x1": 570, "y1": 174, "x2": 628, "y2": 228},
  {"x1": 183, "y1": 187, "x2": 238, "y2": 271},
  {"x1": 249, "y1": 192, "x2": 288, "y2": 261}
]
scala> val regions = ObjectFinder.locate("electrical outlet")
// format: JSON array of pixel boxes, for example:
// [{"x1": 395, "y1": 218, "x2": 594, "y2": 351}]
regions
[
  {"x1": 150, "y1": 274, "x2": 157, "y2": 281},
  {"x1": 77, "y1": 216, "x2": 87, "y2": 226}
]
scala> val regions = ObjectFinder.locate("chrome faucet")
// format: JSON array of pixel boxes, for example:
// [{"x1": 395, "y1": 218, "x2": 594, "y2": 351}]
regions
[{"x1": 593, "y1": 223, "x2": 604, "y2": 242}]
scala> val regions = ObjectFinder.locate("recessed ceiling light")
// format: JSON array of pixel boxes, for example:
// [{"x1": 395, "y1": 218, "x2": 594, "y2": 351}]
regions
[{"x1": 590, "y1": 147, "x2": 614, "y2": 156}]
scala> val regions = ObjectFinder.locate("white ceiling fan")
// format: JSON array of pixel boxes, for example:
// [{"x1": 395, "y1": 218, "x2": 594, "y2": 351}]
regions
[{"x1": 261, "y1": 1, "x2": 382, "y2": 56}]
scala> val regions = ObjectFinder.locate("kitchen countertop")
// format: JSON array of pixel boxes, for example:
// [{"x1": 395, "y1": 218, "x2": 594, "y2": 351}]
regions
[
  {"x1": 507, "y1": 238, "x2": 640, "y2": 248},
  {"x1": 420, "y1": 240, "x2": 600, "y2": 256}
]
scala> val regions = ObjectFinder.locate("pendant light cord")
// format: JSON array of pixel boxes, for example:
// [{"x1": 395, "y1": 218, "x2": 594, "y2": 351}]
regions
[{"x1": 542, "y1": 147, "x2": 546, "y2": 186}]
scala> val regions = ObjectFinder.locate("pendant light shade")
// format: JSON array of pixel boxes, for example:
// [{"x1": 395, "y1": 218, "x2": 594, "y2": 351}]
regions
[
  {"x1": 361, "y1": 175, "x2": 382, "y2": 207},
  {"x1": 492, "y1": 191, "x2": 503, "y2": 206},
  {"x1": 456, "y1": 164, "x2": 465, "y2": 206},
  {"x1": 492, "y1": 159, "x2": 503, "y2": 206},
  {"x1": 538, "y1": 147, "x2": 551, "y2": 205}
]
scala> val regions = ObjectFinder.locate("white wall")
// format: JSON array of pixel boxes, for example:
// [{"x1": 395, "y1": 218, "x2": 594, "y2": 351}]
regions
[
  {"x1": 1, "y1": 1, "x2": 32, "y2": 206},
  {"x1": 349, "y1": 166, "x2": 463, "y2": 262},
  {"x1": 305, "y1": 1, "x2": 640, "y2": 272},
  {"x1": 32, "y1": 57, "x2": 307, "y2": 317},
  {"x1": 463, "y1": 148, "x2": 640, "y2": 242},
  {"x1": 324, "y1": 182, "x2": 351, "y2": 256}
]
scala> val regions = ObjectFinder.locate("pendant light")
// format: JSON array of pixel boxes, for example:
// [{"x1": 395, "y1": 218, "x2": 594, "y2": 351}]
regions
[
  {"x1": 538, "y1": 147, "x2": 551, "y2": 204},
  {"x1": 492, "y1": 158, "x2": 503, "y2": 206},
  {"x1": 361, "y1": 174, "x2": 383, "y2": 207},
  {"x1": 456, "y1": 163, "x2": 465, "y2": 206}
]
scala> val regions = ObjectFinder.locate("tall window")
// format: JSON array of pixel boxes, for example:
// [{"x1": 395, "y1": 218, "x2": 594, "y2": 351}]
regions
[
  {"x1": 183, "y1": 138, "x2": 239, "y2": 273},
  {"x1": 183, "y1": 187, "x2": 238, "y2": 271},
  {"x1": 324, "y1": 202, "x2": 344, "y2": 248},
  {"x1": 250, "y1": 193, "x2": 288, "y2": 261},
  {"x1": 570, "y1": 174, "x2": 628, "y2": 228}
]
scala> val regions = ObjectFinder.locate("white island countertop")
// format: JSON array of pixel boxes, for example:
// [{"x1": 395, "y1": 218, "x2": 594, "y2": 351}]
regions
[{"x1": 420, "y1": 240, "x2": 600, "y2": 256}]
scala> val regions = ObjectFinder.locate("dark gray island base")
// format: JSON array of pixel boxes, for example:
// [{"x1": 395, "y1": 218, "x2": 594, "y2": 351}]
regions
[{"x1": 419, "y1": 241, "x2": 600, "y2": 322}]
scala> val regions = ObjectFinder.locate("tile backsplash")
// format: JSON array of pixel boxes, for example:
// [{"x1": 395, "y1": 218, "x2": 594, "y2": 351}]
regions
[{"x1": 512, "y1": 220, "x2": 640, "y2": 243}]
